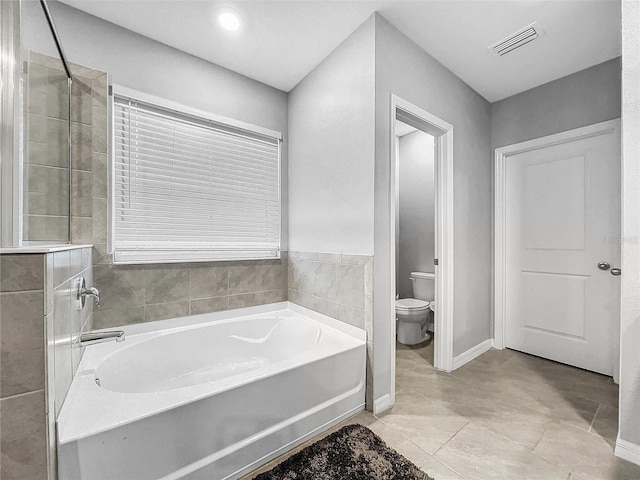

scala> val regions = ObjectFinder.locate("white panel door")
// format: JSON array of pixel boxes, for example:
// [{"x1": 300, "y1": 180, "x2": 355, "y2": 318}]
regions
[{"x1": 505, "y1": 121, "x2": 621, "y2": 375}]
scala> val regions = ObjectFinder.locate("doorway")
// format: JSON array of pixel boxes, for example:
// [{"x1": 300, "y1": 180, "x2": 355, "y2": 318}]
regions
[
  {"x1": 388, "y1": 95, "x2": 454, "y2": 410},
  {"x1": 494, "y1": 119, "x2": 621, "y2": 379}
]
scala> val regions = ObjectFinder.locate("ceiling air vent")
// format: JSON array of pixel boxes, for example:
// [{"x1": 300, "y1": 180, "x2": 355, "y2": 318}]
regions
[{"x1": 489, "y1": 22, "x2": 543, "y2": 56}]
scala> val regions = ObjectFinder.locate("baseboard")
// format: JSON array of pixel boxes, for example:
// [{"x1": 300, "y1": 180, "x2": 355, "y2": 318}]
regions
[
  {"x1": 452, "y1": 339, "x2": 494, "y2": 370},
  {"x1": 373, "y1": 394, "x2": 392, "y2": 415},
  {"x1": 615, "y1": 437, "x2": 640, "y2": 466}
]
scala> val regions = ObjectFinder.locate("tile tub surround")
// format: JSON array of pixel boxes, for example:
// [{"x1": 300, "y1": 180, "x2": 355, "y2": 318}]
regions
[
  {"x1": 0, "y1": 247, "x2": 93, "y2": 480},
  {"x1": 287, "y1": 251, "x2": 374, "y2": 409},
  {"x1": 287, "y1": 251, "x2": 373, "y2": 334},
  {"x1": 92, "y1": 254, "x2": 288, "y2": 329},
  {"x1": 0, "y1": 253, "x2": 48, "y2": 480}
]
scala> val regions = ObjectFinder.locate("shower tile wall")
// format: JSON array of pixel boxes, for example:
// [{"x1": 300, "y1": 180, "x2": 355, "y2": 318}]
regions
[
  {"x1": 23, "y1": 50, "x2": 70, "y2": 241},
  {"x1": 0, "y1": 247, "x2": 92, "y2": 480},
  {"x1": 23, "y1": 50, "x2": 108, "y2": 244}
]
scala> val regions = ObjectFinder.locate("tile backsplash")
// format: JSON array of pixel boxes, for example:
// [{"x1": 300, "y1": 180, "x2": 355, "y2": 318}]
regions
[{"x1": 93, "y1": 255, "x2": 288, "y2": 329}]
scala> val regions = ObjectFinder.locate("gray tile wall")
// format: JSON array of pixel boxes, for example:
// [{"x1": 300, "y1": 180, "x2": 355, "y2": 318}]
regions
[
  {"x1": 287, "y1": 250, "x2": 374, "y2": 409},
  {"x1": 1, "y1": 253, "x2": 48, "y2": 480},
  {"x1": 23, "y1": 50, "x2": 109, "y2": 244},
  {"x1": 0, "y1": 247, "x2": 92, "y2": 480},
  {"x1": 288, "y1": 251, "x2": 373, "y2": 333},
  {"x1": 48, "y1": 248, "x2": 93, "y2": 418},
  {"x1": 23, "y1": 50, "x2": 70, "y2": 242},
  {"x1": 93, "y1": 256, "x2": 288, "y2": 329}
]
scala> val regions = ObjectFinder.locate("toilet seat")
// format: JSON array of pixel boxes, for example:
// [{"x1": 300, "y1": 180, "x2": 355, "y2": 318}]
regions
[{"x1": 395, "y1": 298, "x2": 430, "y2": 314}]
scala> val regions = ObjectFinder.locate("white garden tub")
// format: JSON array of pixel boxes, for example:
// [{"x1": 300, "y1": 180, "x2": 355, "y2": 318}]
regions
[{"x1": 57, "y1": 302, "x2": 366, "y2": 480}]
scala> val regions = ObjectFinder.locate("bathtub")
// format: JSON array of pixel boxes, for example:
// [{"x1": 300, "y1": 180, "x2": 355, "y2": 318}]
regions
[{"x1": 57, "y1": 302, "x2": 366, "y2": 480}]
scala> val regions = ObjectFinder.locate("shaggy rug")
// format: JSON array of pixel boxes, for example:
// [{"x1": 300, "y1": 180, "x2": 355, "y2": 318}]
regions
[{"x1": 254, "y1": 424, "x2": 434, "y2": 480}]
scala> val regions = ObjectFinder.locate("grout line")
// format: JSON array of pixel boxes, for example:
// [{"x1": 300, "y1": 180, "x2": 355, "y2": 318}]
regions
[
  {"x1": 431, "y1": 454, "x2": 469, "y2": 480},
  {"x1": 0, "y1": 288, "x2": 44, "y2": 295},
  {"x1": 588, "y1": 403, "x2": 601, "y2": 432},
  {"x1": 432, "y1": 419, "x2": 470, "y2": 457},
  {"x1": 0, "y1": 388, "x2": 45, "y2": 401},
  {"x1": 531, "y1": 424, "x2": 549, "y2": 452}
]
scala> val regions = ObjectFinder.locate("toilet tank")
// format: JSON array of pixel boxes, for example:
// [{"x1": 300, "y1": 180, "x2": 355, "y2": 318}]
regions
[{"x1": 410, "y1": 272, "x2": 435, "y2": 301}]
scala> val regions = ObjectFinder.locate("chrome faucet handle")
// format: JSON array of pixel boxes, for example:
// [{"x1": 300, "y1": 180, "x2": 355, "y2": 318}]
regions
[
  {"x1": 81, "y1": 286, "x2": 101, "y2": 308},
  {"x1": 76, "y1": 277, "x2": 101, "y2": 309}
]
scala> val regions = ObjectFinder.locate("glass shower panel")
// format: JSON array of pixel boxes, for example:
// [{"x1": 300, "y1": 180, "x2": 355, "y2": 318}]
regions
[{"x1": 21, "y1": 0, "x2": 70, "y2": 242}]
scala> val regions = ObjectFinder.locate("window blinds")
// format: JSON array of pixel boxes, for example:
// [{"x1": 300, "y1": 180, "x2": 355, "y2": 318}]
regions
[{"x1": 112, "y1": 95, "x2": 281, "y2": 263}]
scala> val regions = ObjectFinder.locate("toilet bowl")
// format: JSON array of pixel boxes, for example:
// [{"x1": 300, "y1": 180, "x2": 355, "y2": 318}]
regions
[
  {"x1": 396, "y1": 298, "x2": 431, "y2": 345},
  {"x1": 395, "y1": 271, "x2": 435, "y2": 345}
]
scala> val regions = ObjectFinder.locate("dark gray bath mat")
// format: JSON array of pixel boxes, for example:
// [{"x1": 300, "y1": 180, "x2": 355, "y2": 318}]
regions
[{"x1": 253, "y1": 424, "x2": 434, "y2": 480}]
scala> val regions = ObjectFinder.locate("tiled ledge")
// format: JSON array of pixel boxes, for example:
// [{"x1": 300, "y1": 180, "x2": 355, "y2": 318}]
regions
[{"x1": 0, "y1": 244, "x2": 93, "y2": 254}]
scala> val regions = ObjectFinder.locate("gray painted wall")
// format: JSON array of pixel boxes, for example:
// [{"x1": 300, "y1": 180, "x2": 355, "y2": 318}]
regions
[
  {"x1": 491, "y1": 57, "x2": 621, "y2": 150},
  {"x1": 397, "y1": 130, "x2": 435, "y2": 299},
  {"x1": 288, "y1": 16, "x2": 375, "y2": 254},
  {"x1": 22, "y1": 0, "x2": 290, "y2": 248},
  {"x1": 373, "y1": 13, "x2": 492, "y2": 402},
  {"x1": 490, "y1": 59, "x2": 622, "y2": 341}
]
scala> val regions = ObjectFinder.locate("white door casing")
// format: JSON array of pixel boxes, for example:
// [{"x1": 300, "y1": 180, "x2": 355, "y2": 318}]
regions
[
  {"x1": 495, "y1": 119, "x2": 621, "y2": 376},
  {"x1": 384, "y1": 95, "x2": 454, "y2": 414}
]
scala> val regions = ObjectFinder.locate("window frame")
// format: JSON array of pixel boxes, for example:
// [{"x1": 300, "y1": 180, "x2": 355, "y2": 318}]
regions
[{"x1": 109, "y1": 85, "x2": 282, "y2": 264}]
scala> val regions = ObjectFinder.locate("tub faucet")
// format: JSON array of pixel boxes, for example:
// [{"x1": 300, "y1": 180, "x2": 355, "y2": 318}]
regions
[
  {"x1": 76, "y1": 277, "x2": 100, "y2": 308},
  {"x1": 80, "y1": 286, "x2": 101, "y2": 308},
  {"x1": 79, "y1": 330, "x2": 125, "y2": 346}
]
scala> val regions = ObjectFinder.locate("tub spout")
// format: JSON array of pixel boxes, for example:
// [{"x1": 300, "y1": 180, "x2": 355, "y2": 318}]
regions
[{"x1": 80, "y1": 330, "x2": 125, "y2": 346}]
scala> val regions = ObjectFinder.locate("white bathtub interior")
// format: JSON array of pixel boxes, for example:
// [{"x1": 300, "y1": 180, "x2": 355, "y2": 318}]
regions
[{"x1": 57, "y1": 302, "x2": 366, "y2": 480}]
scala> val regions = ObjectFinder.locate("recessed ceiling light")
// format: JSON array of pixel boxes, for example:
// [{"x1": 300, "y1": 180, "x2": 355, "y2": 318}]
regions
[{"x1": 218, "y1": 11, "x2": 241, "y2": 32}]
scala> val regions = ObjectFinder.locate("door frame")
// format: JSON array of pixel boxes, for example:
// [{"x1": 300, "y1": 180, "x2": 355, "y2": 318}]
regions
[
  {"x1": 388, "y1": 95, "x2": 455, "y2": 409},
  {"x1": 494, "y1": 119, "x2": 621, "y2": 356}
]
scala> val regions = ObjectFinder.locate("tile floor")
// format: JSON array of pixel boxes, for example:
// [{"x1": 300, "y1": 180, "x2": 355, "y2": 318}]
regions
[{"x1": 244, "y1": 337, "x2": 640, "y2": 480}]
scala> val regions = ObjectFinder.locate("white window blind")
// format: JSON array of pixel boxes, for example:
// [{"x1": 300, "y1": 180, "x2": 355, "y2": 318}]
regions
[{"x1": 112, "y1": 95, "x2": 281, "y2": 264}]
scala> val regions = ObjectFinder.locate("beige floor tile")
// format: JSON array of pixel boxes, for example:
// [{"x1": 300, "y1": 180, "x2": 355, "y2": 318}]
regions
[
  {"x1": 393, "y1": 439, "x2": 465, "y2": 479},
  {"x1": 478, "y1": 377, "x2": 600, "y2": 432},
  {"x1": 448, "y1": 395, "x2": 551, "y2": 449},
  {"x1": 590, "y1": 404, "x2": 619, "y2": 445},
  {"x1": 500, "y1": 352, "x2": 583, "y2": 392},
  {"x1": 377, "y1": 401, "x2": 470, "y2": 454},
  {"x1": 534, "y1": 423, "x2": 640, "y2": 480},
  {"x1": 435, "y1": 422, "x2": 570, "y2": 480},
  {"x1": 572, "y1": 374, "x2": 619, "y2": 408},
  {"x1": 397, "y1": 372, "x2": 480, "y2": 406}
]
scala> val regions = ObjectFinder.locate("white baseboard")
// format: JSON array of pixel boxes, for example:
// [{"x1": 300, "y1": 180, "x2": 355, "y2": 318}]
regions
[
  {"x1": 452, "y1": 339, "x2": 494, "y2": 370},
  {"x1": 373, "y1": 394, "x2": 392, "y2": 415},
  {"x1": 616, "y1": 437, "x2": 640, "y2": 466}
]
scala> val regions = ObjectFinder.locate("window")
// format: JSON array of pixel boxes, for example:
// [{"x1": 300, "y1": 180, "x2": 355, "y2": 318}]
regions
[{"x1": 112, "y1": 92, "x2": 281, "y2": 263}]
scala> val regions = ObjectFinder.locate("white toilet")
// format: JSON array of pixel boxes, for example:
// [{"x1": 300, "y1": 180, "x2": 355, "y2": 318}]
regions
[{"x1": 395, "y1": 271, "x2": 434, "y2": 345}]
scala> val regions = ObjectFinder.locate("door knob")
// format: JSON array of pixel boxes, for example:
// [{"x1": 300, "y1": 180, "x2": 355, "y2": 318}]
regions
[
  {"x1": 598, "y1": 262, "x2": 610, "y2": 270},
  {"x1": 611, "y1": 268, "x2": 622, "y2": 276}
]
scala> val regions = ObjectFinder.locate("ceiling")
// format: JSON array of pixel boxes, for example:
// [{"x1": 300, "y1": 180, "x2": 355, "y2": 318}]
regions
[{"x1": 58, "y1": 0, "x2": 621, "y2": 102}]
